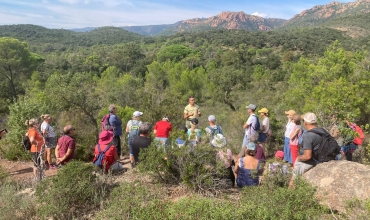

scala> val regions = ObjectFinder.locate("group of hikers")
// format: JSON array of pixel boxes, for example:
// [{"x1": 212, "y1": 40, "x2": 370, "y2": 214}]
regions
[{"x1": 23, "y1": 96, "x2": 365, "y2": 186}]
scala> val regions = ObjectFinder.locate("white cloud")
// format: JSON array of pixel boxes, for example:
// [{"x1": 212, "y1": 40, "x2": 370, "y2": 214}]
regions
[{"x1": 251, "y1": 12, "x2": 268, "y2": 18}]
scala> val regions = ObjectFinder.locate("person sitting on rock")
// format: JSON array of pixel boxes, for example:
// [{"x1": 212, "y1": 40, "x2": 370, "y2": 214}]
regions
[
  {"x1": 290, "y1": 113, "x2": 322, "y2": 186},
  {"x1": 234, "y1": 142, "x2": 262, "y2": 188}
]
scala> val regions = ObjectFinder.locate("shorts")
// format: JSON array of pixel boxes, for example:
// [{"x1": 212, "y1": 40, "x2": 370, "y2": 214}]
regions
[
  {"x1": 258, "y1": 132, "x2": 267, "y2": 143},
  {"x1": 45, "y1": 137, "x2": 56, "y2": 148},
  {"x1": 31, "y1": 152, "x2": 42, "y2": 167},
  {"x1": 292, "y1": 161, "x2": 315, "y2": 178}
]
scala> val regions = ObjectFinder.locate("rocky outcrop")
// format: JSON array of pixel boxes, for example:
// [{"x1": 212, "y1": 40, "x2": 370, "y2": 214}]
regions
[
  {"x1": 177, "y1": 11, "x2": 286, "y2": 32},
  {"x1": 303, "y1": 160, "x2": 370, "y2": 213}
]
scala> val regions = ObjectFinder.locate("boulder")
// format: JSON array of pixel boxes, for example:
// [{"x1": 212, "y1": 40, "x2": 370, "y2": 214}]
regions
[{"x1": 303, "y1": 160, "x2": 370, "y2": 213}]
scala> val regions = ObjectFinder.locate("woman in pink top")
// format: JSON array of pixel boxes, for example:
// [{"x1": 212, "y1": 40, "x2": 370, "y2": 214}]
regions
[{"x1": 289, "y1": 115, "x2": 302, "y2": 168}]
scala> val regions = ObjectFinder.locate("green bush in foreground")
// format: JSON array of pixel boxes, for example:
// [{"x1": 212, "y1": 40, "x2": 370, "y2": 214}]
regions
[
  {"x1": 96, "y1": 179, "x2": 330, "y2": 220},
  {"x1": 137, "y1": 144, "x2": 231, "y2": 193},
  {"x1": 36, "y1": 161, "x2": 108, "y2": 219}
]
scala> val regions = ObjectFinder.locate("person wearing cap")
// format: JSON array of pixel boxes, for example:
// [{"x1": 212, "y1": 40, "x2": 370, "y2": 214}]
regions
[
  {"x1": 291, "y1": 112, "x2": 322, "y2": 183},
  {"x1": 55, "y1": 125, "x2": 76, "y2": 166},
  {"x1": 108, "y1": 104, "x2": 123, "y2": 157},
  {"x1": 284, "y1": 110, "x2": 296, "y2": 164},
  {"x1": 257, "y1": 107, "x2": 270, "y2": 153},
  {"x1": 93, "y1": 130, "x2": 122, "y2": 173},
  {"x1": 238, "y1": 137, "x2": 265, "y2": 162},
  {"x1": 187, "y1": 118, "x2": 201, "y2": 150},
  {"x1": 234, "y1": 142, "x2": 262, "y2": 188},
  {"x1": 132, "y1": 122, "x2": 153, "y2": 165},
  {"x1": 154, "y1": 117, "x2": 172, "y2": 150},
  {"x1": 184, "y1": 96, "x2": 201, "y2": 129},
  {"x1": 242, "y1": 104, "x2": 258, "y2": 148},
  {"x1": 126, "y1": 111, "x2": 143, "y2": 164},
  {"x1": 205, "y1": 115, "x2": 223, "y2": 147}
]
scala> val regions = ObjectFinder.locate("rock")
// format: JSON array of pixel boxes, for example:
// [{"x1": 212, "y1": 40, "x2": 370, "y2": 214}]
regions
[{"x1": 303, "y1": 160, "x2": 370, "y2": 213}]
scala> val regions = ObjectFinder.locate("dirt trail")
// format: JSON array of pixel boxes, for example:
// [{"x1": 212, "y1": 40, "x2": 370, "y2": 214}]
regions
[{"x1": 0, "y1": 155, "x2": 132, "y2": 182}]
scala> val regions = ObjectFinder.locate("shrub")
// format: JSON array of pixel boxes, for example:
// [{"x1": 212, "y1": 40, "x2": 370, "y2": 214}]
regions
[
  {"x1": 0, "y1": 182, "x2": 36, "y2": 219},
  {"x1": 95, "y1": 182, "x2": 167, "y2": 219},
  {"x1": 137, "y1": 143, "x2": 232, "y2": 193},
  {"x1": 35, "y1": 161, "x2": 108, "y2": 219}
]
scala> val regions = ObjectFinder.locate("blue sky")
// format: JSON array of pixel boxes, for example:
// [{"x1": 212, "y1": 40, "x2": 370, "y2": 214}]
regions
[{"x1": 0, "y1": 0, "x2": 354, "y2": 29}]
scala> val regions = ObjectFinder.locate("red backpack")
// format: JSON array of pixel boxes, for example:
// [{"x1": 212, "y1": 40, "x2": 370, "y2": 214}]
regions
[{"x1": 352, "y1": 124, "x2": 365, "y2": 145}]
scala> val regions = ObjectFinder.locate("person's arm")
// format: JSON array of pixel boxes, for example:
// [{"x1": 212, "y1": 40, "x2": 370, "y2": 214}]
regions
[
  {"x1": 58, "y1": 148, "x2": 73, "y2": 164},
  {"x1": 290, "y1": 128, "x2": 299, "y2": 140},
  {"x1": 234, "y1": 159, "x2": 240, "y2": 179},
  {"x1": 260, "y1": 124, "x2": 266, "y2": 133},
  {"x1": 297, "y1": 149, "x2": 312, "y2": 162},
  {"x1": 184, "y1": 111, "x2": 194, "y2": 119},
  {"x1": 125, "y1": 124, "x2": 130, "y2": 133},
  {"x1": 55, "y1": 144, "x2": 60, "y2": 158},
  {"x1": 197, "y1": 107, "x2": 201, "y2": 117},
  {"x1": 243, "y1": 122, "x2": 249, "y2": 129}
]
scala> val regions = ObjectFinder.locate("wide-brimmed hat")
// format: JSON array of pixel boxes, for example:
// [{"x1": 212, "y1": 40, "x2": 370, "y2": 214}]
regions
[
  {"x1": 285, "y1": 110, "x2": 296, "y2": 116},
  {"x1": 258, "y1": 108, "x2": 268, "y2": 114},
  {"x1": 99, "y1": 130, "x2": 114, "y2": 145}
]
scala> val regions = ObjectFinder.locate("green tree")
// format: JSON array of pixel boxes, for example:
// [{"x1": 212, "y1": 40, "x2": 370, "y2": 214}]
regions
[{"x1": 0, "y1": 37, "x2": 43, "y2": 103}]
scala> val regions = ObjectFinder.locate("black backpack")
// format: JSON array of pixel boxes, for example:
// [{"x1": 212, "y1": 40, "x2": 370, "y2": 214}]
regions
[
  {"x1": 308, "y1": 128, "x2": 341, "y2": 163},
  {"x1": 93, "y1": 144, "x2": 112, "y2": 169},
  {"x1": 23, "y1": 135, "x2": 31, "y2": 151}
]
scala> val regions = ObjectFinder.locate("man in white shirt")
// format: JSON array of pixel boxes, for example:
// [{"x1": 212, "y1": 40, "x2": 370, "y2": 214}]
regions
[{"x1": 242, "y1": 104, "x2": 258, "y2": 148}]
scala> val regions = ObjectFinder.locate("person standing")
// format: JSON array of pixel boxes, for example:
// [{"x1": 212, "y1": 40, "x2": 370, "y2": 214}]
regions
[
  {"x1": 26, "y1": 118, "x2": 45, "y2": 179},
  {"x1": 242, "y1": 104, "x2": 258, "y2": 148},
  {"x1": 284, "y1": 110, "x2": 296, "y2": 164},
  {"x1": 184, "y1": 96, "x2": 201, "y2": 129},
  {"x1": 108, "y1": 105, "x2": 123, "y2": 157},
  {"x1": 126, "y1": 111, "x2": 143, "y2": 165},
  {"x1": 40, "y1": 114, "x2": 56, "y2": 169},
  {"x1": 205, "y1": 115, "x2": 224, "y2": 147},
  {"x1": 55, "y1": 125, "x2": 76, "y2": 166},
  {"x1": 289, "y1": 115, "x2": 302, "y2": 168},
  {"x1": 257, "y1": 108, "x2": 270, "y2": 153},
  {"x1": 154, "y1": 117, "x2": 172, "y2": 150},
  {"x1": 132, "y1": 122, "x2": 153, "y2": 165}
]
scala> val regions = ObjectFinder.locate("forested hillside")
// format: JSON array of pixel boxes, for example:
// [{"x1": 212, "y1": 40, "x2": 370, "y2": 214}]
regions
[{"x1": 1, "y1": 21, "x2": 370, "y2": 163}]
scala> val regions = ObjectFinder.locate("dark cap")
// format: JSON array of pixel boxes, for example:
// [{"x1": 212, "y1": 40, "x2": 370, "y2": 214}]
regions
[{"x1": 191, "y1": 118, "x2": 198, "y2": 125}]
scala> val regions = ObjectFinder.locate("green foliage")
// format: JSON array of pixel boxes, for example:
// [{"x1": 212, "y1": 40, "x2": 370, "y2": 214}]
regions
[
  {"x1": 0, "y1": 182, "x2": 36, "y2": 220},
  {"x1": 35, "y1": 161, "x2": 106, "y2": 219},
  {"x1": 97, "y1": 178, "x2": 329, "y2": 219},
  {"x1": 138, "y1": 144, "x2": 231, "y2": 192},
  {"x1": 157, "y1": 44, "x2": 192, "y2": 62},
  {"x1": 2, "y1": 96, "x2": 51, "y2": 160}
]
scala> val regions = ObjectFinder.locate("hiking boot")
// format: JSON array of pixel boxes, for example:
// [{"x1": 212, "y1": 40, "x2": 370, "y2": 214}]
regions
[{"x1": 49, "y1": 164, "x2": 57, "y2": 169}]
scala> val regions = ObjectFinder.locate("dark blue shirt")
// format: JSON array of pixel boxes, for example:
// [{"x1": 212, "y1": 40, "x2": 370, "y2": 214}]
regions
[{"x1": 109, "y1": 114, "x2": 122, "y2": 136}]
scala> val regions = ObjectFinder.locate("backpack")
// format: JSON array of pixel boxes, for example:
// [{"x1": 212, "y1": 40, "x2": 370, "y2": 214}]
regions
[
  {"x1": 101, "y1": 114, "x2": 113, "y2": 131},
  {"x1": 251, "y1": 115, "x2": 260, "y2": 131},
  {"x1": 298, "y1": 128, "x2": 307, "y2": 147},
  {"x1": 207, "y1": 125, "x2": 222, "y2": 140},
  {"x1": 128, "y1": 120, "x2": 140, "y2": 139},
  {"x1": 352, "y1": 124, "x2": 365, "y2": 145},
  {"x1": 93, "y1": 144, "x2": 112, "y2": 169},
  {"x1": 308, "y1": 128, "x2": 341, "y2": 163},
  {"x1": 23, "y1": 135, "x2": 31, "y2": 151}
]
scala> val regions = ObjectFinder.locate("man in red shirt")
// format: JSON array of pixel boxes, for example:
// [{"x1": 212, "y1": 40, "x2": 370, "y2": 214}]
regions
[
  {"x1": 154, "y1": 117, "x2": 172, "y2": 150},
  {"x1": 93, "y1": 130, "x2": 122, "y2": 172},
  {"x1": 55, "y1": 125, "x2": 76, "y2": 166}
]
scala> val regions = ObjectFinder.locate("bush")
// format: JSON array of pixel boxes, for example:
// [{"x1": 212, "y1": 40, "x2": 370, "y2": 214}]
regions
[
  {"x1": 95, "y1": 182, "x2": 167, "y2": 219},
  {"x1": 35, "y1": 161, "x2": 109, "y2": 219},
  {"x1": 137, "y1": 143, "x2": 232, "y2": 193},
  {"x1": 97, "y1": 179, "x2": 330, "y2": 219},
  {"x1": 0, "y1": 182, "x2": 36, "y2": 219}
]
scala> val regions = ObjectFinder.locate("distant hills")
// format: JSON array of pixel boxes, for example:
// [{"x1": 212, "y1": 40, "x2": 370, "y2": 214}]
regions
[{"x1": 69, "y1": 0, "x2": 370, "y2": 37}]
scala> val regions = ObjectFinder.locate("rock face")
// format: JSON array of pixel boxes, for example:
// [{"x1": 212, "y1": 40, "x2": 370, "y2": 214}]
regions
[{"x1": 303, "y1": 160, "x2": 370, "y2": 213}]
